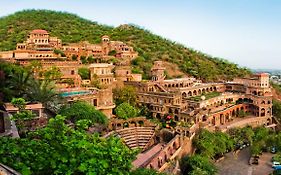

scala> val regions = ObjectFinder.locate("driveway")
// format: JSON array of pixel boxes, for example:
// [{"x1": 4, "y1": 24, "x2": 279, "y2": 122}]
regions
[{"x1": 216, "y1": 148, "x2": 273, "y2": 175}]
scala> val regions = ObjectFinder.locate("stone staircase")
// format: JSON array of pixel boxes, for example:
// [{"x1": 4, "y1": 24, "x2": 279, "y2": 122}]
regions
[{"x1": 116, "y1": 126, "x2": 155, "y2": 149}]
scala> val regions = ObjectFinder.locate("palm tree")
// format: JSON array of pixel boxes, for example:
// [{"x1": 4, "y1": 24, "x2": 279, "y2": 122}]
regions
[
  {"x1": 27, "y1": 79, "x2": 60, "y2": 106},
  {"x1": 8, "y1": 69, "x2": 32, "y2": 98}
]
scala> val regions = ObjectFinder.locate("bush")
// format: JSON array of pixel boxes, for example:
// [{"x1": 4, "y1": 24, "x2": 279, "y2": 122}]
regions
[
  {"x1": 115, "y1": 102, "x2": 137, "y2": 120},
  {"x1": 59, "y1": 101, "x2": 108, "y2": 124},
  {"x1": 78, "y1": 67, "x2": 90, "y2": 80}
]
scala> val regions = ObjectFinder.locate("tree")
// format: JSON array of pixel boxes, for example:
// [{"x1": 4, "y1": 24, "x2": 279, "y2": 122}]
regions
[
  {"x1": 113, "y1": 86, "x2": 137, "y2": 106},
  {"x1": 43, "y1": 66, "x2": 62, "y2": 80},
  {"x1": 108, "y1": 50, "x2": 117, "y2": 56},
  {"x1": 80, "y1": 55, "x2": 87, "y2": 64},
  {"x1": 78, "y1": 67, "x2": 90, "y2": 80},
  {"x1": 71, "y1": 54, "x2": 78, "y2": 61},
  {"x1": 26, "y1": 60, "x2": 42, "y2": 74},
  {"x1": 11, "y1": 97, "x2": 26, "y2": 111},
  {"x1": 8, "y1": 67, "x2": 32, "y2": 98},
  {"x1": 59, "y1": 101, "x2": 108, "y2": 124},
  {"x1": 273, "y1": 100, "x2": 281, "y2": 122},
  {"x1": 115, "y1": 103, "x2": 138, "y2": 120},
  {"x1": 11, "y1": 98, "x2": 35, "y2": 135},
  {"x1": 87, "y1": 56, "x2": 95, "y2": 63},
  {"x1": 180, "y1": 155, "x2": 217, "y2": 175},
  {"x1": 26, "y1": 79, "x2": 59, "y2": 106},
  {"x1": 193, "y1": 129, "x2": 234, "y2": 159},
  {"x1": 0, "y1": 115, "x2": 136, "y2": 175}
]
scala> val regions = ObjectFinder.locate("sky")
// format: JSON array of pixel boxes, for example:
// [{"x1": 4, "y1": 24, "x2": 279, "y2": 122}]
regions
[{"x1": 0, "y1": 0, "x2": 280, "y2": 69}]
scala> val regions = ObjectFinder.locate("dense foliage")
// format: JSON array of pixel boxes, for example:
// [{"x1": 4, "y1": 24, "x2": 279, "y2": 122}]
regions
[
  {"x1": 115, "y1": 102, "x2": 138, "y2": 120},
  {"x1": 193, "y1": 129, "x2": 234, "y2": 159},
  {"x1": 78, "y1": 67, "x2": 90, "y2": 80},
  {"x1": 0, "y1": 115, "x2": 136, "y2": 175},
  {"x1": 273, "y1": 99, "x2": 281, "y2": 122},
  {"x1": 59, "y1": 101, "x2": 108, "y2": 124},
  {"x1": 113, "y1": 86, "x2": 137, "y2": 106},
  {"x1": 180, "y1": 155, "x2": 217, "y2": 175},
  {"x1": 0, "y1": 62, "x2": 59, "y2": 106},
  {"x1": 0, "y1": 10, "x2": 250, "y2": 81}
]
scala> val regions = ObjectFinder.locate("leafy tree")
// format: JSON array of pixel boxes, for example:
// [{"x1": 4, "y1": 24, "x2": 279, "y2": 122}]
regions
[
  {"x1": 11, "y1": 98, "x2": 35, "y2": 135},
  {"x1": 180, "y1": 155, "x2": 217, "y2": 175},
  {"x1": 113, "y1": 86, "x2": 137, "y2": 106},
  {"x1": 108, "y1": 50, "x2": 117, "y2": 56},
  {"x1": 53, "y1": 49, "x2": 65, "y2": 57},
  {"x1": 87, "y1": 56, "x2": 95, "y2": 63},
  {"x1": 193, "y1": 129, "x2": 234, "y2": 159},
  {"x1": 0, "y1": 115, "x2": 136, "y2": 175},
  {"x1": 11, "y1": 97, "x2": 26, "y2": 111},
  {"x1": 273, "y1": 100, "x2": 281, "y2": 122},
  {"x1": 115, "y1": 102, "x2": 138, "y2": 120},
  {"x1": 26, "y1": 60, "x2": 42, "y2": 74},
  {"x1": 59, "y1": 101, "x2": 108, "y2": 124},
  {"x1": 43, "y1": 66, "x2": 62, "y2": 80},
  {"x1": 71, "y1": 54, "x2": 77, "y2": 61},
  {"x1": 78, "y1": 67, "x2": 90, "y2": 80},
  {"x1": 80, "y1": 55, "x2": 87, "y2": 64}
]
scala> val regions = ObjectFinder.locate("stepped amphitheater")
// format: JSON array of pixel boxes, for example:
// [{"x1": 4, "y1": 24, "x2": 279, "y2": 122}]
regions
[{"x1": 115, "y1": 126, "x2": 156, "y2": 149}]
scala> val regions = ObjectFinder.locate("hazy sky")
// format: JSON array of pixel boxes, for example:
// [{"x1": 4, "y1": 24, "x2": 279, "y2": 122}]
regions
[{"x1": 0, "y1": 0, "x2": 280, "y2": 69}]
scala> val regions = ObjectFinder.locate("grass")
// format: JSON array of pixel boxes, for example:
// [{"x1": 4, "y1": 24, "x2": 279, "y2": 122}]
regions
[{"x1": 188, "y1": 91, "x2": 221, "y2": 102}]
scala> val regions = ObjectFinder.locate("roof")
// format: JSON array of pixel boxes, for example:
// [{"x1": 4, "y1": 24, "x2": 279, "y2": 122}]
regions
[
  {"x1": 4, "y1": 102, "x2": 43, "y2": 112},
  {"x1": 89, "y1": 63, "x2": 113, "y2": 68},
  {"x1": 30, "y1": 29, "x2": 49, "y2": 34}
]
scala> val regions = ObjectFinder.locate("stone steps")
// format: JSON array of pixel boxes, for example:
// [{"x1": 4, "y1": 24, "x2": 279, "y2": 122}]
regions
[{"x1": 116, "y1": 126, "x2": 155, "y2": 150}]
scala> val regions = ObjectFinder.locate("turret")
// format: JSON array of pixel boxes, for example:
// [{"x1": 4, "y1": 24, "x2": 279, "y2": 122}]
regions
[{"x1": 151, "y1": 61, "x2": 165, "y2": 82}]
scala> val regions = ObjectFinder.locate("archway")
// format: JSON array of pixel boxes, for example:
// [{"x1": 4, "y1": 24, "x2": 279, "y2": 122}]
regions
[
  {"x1": 182, "y1": 92, "x2": 187, "y2": 98},
  {"x1": 261, "y1": 108, "x2": 265, "y2": 116},
  {"x1": 123, "y1": 122, "x2": 129, "y2": 128},
  {"x1": 188, "y1": 91, "x2": 192, "y2": 96},
  {"x1": 193, "y1": 90, "x2": 197, "y2": 96},
  {"x1": 202, "y1": 115, "x2": 207, "y2": 122},
  {"x1": 175, "y1": 115, "x2": 179, "y2": 121},
  {"x1": 202, "y1": 88, "x2": 206, "y2": 94},
  {"x1": 156, "y1": 113, "x2": 161, "y2": 119},
  {"x1": 138, "y1": 120, "x2": 144, "y2": 127},
  {"x1": 220, "y1": 114, "x2": 224, "y2": 124},
  {"x1": 130, "y1": 121, "x2": 137, "y2": 127}
]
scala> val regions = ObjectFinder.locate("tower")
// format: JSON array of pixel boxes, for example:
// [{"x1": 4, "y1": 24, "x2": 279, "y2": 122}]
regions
[
  {"x1": 151, "y1": 61, "x2": 165, "y2": 82},
  {"x1": 101, "y1": 35, "x2": 110, "y2": 56}
]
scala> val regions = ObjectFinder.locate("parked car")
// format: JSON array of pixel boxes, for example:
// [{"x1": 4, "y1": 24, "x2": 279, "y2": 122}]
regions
[
  {"x1": 273, "y1": 161, "x2": 281, "y2": 168},
  {"x1": 272, "y1": 147, "x2": 277, "y2": 154},
  {"x1": 273, "y1": 165, "x2": 281, "y2": 170}
]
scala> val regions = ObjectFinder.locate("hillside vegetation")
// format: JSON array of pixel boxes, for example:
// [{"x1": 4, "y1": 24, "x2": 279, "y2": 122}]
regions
[{"x1": 0, "y1": 10, "x2": 250, "y2": 81}]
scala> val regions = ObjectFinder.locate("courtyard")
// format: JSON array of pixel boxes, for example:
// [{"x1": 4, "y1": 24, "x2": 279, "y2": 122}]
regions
[{"x1": 216, "y1": 148, "x2": 273, "y2": 175}]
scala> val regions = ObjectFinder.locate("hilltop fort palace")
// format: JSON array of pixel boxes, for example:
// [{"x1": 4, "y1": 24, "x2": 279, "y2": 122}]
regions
[{"x1": 0, "y1": 29, "x2": 276, "y2": 173}]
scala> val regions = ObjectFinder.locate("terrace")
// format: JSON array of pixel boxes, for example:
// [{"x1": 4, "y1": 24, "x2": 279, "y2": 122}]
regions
[{"x1": 188, "y1": 91, "x2": 221, "y2": 102}]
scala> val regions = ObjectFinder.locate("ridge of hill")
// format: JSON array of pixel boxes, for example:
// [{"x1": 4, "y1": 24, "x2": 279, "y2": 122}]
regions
[{"x1": 0, "y1": 9, "x2": 251, "y2": 81}]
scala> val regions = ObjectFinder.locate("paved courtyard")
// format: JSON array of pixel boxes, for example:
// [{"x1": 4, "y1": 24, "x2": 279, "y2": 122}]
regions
[{"x1": 216, "y1": 148, "x2": 273, "y2": 175}]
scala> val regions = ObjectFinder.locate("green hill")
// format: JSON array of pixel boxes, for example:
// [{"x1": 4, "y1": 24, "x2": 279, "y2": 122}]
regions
[{"x1": 0, "y1": 9, "x2": 250, "y2": 81}]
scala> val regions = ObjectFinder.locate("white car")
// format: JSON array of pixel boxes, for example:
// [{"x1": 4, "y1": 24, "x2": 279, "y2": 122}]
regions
[{"x1": 272, "y1": 161, "x2": 281, "y2": 168}]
